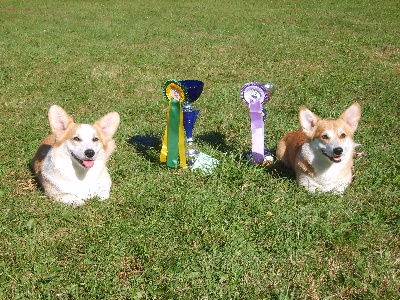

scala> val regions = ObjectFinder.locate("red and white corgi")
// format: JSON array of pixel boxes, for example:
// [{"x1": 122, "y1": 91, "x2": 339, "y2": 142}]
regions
[
  {"x1": 31, "y1": 105, "x2": 120, "y2": 206},
  {"x1": 277, "y1": 103, "x2": 361, "y2": 194}
]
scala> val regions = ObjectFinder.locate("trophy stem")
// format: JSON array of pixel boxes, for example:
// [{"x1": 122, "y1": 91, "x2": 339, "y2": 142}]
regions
[
  {"x1": 185, "y1": 137, "x2": 199, "y2": 166},
  {"x1": 183, "y1": 104, "x2": 200, "y2": 166}
]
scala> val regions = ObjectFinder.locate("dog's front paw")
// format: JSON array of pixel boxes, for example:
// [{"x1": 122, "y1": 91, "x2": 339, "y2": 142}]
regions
[
  {"x1": 59, "y1": 194, "x2": 86, "y2": 206},
  {"x1": 303, "y1": 184, "x2": 317, "y2": 193},
  {"x1": 332, "y1": 187, "x2": 346, "y2": 196},
  {"x1": 97, "y1": 191, "x2": 110, "y2": 201}
]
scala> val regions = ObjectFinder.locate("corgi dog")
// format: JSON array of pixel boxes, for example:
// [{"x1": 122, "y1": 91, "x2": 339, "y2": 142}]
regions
[
  {"x1": 31, "y1": 105, "x2": 120, "y2": 206},
  {"x1": 277, "y1": 103, "x2": 361, "y2": 194}
]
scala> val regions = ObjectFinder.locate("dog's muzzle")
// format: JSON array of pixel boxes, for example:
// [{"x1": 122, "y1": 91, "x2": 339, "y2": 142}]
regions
[
  {"x1": 322, "y1": 147, "x2": 343, "y2": 163},
  {"x1": 71, "y1": 151, "x2": 95, "y2": 168}
]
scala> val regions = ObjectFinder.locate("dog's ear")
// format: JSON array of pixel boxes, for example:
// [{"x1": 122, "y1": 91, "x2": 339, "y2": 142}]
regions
[
  {"x1": 48, "y1": 105, "x2": 73, "y2": 137},
  {"x1": 94, "y1": 112, "x2": 120, "y2": 141},
  {"x1": 340, "y1": 102, "x2": 361, "y2": 133},
  {"x1": 299, "y1": 107, "x2": 320, "y2": 136}
]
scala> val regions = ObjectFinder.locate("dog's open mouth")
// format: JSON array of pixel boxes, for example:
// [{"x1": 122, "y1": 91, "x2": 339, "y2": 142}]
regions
[
  {"x1": 322, "y1": 150, "x2": 342, "y2": 163},
  {"x1": 71, "y1": 152, "x2": 95, "y2": 168}
]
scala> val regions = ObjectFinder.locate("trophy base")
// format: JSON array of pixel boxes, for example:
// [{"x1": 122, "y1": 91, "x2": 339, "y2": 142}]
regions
[
  {"x1": 191, "y1": 152, "x2": 219, "y2": 174},
  {"x1": 186, "y1": 151, "x2": 199, "y2": 166},
  {"x1": 246, "y1": 149, "x2": 274, "y2": 167},
  {"x1": 262, "y1": 155, "x2": 274, "y2": 167}
]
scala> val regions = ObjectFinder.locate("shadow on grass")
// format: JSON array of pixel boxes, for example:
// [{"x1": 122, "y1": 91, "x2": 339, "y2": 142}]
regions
[
  {"x1": 240, "y1": 147, "x2": 296, "y2": 181},
  {"x1": 127, "y1": 131, "x2": 234, "y2": 163},
  {"x1": 27, "y1": 162, "x2": 44, "y2": 192},
  {"x1": 266, "y1": 155, "x2": 296, "y2": 180},
  {"x1": 196, "y1": 131, "x2": 234, "y2": 153},
  {"x1": 28, "y1": 143, "x2": 52, "y2": 192},
  {"x1": 127, "y1": 134, "x2": 162, "y2": 164},
  {"x1": 127, "y1": 133, "x2": 296, "y2": 181}
]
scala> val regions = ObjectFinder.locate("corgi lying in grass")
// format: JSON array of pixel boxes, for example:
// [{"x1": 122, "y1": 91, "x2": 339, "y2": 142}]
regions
[
  {"x1": 31, "y1": 105, "x2": 120, "y2": 206},
  {"x1": 277, "y1": 103, "x2": 361, "y2": 194}
]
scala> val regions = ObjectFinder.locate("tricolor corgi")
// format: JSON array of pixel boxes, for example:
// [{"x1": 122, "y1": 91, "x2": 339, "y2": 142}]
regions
[
  {"x1": 277, "y1": 103, "x2": 361, "y2": 194},
  {"x1": 31, "y1": 105, "x2": 120, "y2": 206}
]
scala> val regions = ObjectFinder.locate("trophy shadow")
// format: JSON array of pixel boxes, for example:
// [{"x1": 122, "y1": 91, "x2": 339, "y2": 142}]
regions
[
  {"x1": 196, "y1": 131, "x2": 235, "y2": 153},
  {"x1": 127, "y1": 131, "x2": 233, "y2": 165},
  {"x1": 127, "y1": 134, "x2": 162, "y2": 164},
  {"x1": 196, "y1": 131, "x2": 294, "y2": 180},
  {"x1": 127, "y1": 132, "x2": 296, "y2": 180}
]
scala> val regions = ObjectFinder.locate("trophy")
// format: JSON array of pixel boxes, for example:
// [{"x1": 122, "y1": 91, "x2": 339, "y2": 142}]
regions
[
  {"x1": 160, "y1": 79, "x2": 204, "y2": 168},
  {"x1": 180, "y1": 80, "x2": 204, "y2": 166},
  {"x1": 241, "y1": 82, "x2": 275, "y2": 166}
]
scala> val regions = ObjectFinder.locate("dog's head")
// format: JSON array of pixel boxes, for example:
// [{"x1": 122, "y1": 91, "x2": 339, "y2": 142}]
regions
[
  {"x1": 48, "y1": 105, "x2": 120, "y2": 169},
  {"x1": 299, "y1": 103, "x2": 361, "y2": 163}
]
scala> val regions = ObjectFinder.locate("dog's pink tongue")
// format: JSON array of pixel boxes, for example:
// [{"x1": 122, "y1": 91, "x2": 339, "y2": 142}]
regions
[{"x1": 83, "y1": 160, "x2": 94, "y2": 168}]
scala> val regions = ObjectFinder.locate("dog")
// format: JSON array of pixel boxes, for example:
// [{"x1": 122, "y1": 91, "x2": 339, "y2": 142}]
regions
[
  {"x1": 277, "y1": 103, "x2": 361, "y2": 194},
  {"x1": 31, "y1": 105, "x2": 120, "y2": 206}
]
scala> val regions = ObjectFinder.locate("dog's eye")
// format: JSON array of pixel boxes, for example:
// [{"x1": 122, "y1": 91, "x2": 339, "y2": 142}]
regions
[
  {"x1": 92, "y1": 137, "x2": 99, "y2": 142},
  {"x1": 340, "y1": 133, "x2": 346, "y2": 139},
  {"x1": 73, "y1": 137, "x2": 81, "y2": 142},
  {"x1": 321, "y1": 134, "x2": 329, "y2": 140}
]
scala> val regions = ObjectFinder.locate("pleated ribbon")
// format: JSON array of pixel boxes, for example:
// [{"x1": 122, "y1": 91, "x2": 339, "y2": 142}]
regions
[
  {"x1": 241, "y1": 82, "x2": 269, "y2": 164},
  {"x1": 160, "y1": 80, "x2": 187, "y2": 168},
  {"x1": 249, "y1": 100, "x2": 265, "y2": 164}
]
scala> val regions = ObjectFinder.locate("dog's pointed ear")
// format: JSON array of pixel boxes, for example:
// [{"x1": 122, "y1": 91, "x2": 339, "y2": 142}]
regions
[
  {"x1": 48, "y1": 105, "x2": 73, "y2": 137},
  {"x1": 340, "y1": 102, "x2": 361, "y2": 132},
  {"x1": 95, "y1": 112, "x2": 120, "y2": 141},
  {"x1": 299, "y1": 107, "x2": 320, "y2": 136}
]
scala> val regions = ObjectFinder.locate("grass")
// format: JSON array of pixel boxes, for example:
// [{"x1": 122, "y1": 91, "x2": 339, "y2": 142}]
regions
[{"x1": 0, "y1": 0, "x2": 399, "y2": 298}]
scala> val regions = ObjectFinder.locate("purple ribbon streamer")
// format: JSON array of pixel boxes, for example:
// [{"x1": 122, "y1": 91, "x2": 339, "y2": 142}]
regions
[{"x1": 249, "y1": 100, "x2": 264, "y2": 164}]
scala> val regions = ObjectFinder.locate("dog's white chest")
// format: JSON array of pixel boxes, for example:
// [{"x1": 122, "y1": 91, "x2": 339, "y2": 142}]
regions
[
  {"x1": 298, "y1": 144, "x2": 353, "y2": 193},
  {"x1": 41, "y1": 150, "x2": 111, "y2": 204}
]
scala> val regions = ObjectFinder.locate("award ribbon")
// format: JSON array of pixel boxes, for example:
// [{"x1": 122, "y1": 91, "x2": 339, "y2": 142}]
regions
[
  {"x1": 241, "y1": 82, "x2": 269, "y2": 164},
  {"x1": 160, "y1": 80, "x2": 187, "y2": 168}
]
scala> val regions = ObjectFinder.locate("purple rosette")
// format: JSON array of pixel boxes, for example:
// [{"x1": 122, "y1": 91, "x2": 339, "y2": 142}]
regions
[{"x1": 241, "y1": 82, "x2": 269, "y2": 106}]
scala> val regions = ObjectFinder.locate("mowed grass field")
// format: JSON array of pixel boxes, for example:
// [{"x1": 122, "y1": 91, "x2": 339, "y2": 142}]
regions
[{"x1": 0, "y1": 0, "x2": 399, "y2": 299}]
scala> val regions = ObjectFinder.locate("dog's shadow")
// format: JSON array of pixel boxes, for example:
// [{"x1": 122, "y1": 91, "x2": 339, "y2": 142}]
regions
[
  {"x1": 28, "y1": 144, "x2": 52, "y2": 191},
  {"x1": 265, "y1": 155, "x2": 296, "y2": 180}
]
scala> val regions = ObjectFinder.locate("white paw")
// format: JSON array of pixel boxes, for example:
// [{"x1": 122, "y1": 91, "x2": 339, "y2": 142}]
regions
[
  {"x1": 59, "y1": 194, "x2": 86, "y2": 206},
  {"x1": 97, "y1": 191, "x2": 110, "y2": 201}
]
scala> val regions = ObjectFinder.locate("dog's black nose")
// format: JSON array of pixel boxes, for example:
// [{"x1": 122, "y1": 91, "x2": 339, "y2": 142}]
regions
[
  {"x1": 85, "y1": 149, "x2": 95, "y2": 158},
  {"x1": 333, "y1": 147, "x2": 343, "y2": 156}
]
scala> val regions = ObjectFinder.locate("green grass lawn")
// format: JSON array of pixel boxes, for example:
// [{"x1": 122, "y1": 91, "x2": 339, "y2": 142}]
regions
[{"x1": 0, "y1": 0, "x2": 399, "y2": 298}]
